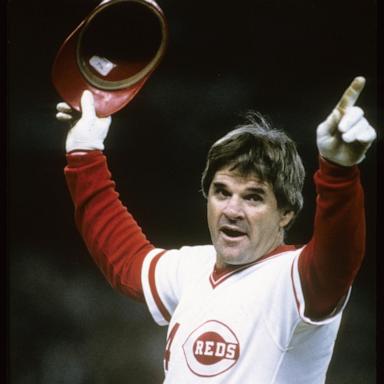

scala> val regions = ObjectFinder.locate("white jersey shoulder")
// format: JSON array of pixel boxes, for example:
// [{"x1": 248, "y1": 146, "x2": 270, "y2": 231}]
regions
[
  {"x1": 141, "y1": 245, "x2": 216, "y2": 325},
  {"x1": 141, "y1": 245, "x2": 350, "y2": 383}
]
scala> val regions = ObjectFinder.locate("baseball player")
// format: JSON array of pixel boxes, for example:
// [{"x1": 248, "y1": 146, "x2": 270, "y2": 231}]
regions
[{"x1": 56, "y1": 76, "x2": 376, "y2": 383}]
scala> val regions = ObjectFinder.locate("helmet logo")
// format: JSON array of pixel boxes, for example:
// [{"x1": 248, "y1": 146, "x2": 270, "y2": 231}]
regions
[{"x1": 89, "y1": 55, "x2": 117, "y2": 76}]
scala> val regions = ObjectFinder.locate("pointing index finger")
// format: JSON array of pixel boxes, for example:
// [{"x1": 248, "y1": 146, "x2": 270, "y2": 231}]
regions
[{"x1": 335, "y1": 76, "x2": 366, "y2": 114}]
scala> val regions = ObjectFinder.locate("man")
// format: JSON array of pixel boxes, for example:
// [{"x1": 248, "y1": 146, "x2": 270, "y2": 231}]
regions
[{"x1": 56, "y1": 76, "x2": 376, "y2": 383}]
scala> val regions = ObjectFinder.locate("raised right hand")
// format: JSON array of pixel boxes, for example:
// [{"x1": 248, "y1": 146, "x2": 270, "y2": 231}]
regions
[{"x1": 56, "y1": 90, "x2": 112, "y2": 153}]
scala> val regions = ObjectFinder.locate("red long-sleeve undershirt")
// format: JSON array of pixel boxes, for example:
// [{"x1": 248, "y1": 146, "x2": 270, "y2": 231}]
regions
[
  {"x1": 65, "y1": 151, "x2": 154, "y2": 302},
  {"x1": 64, "y1": 151, "x2": 365, "y2": 318},
  {"x1": 299, "y1": 157, "x2": 365, "y2": 318}
]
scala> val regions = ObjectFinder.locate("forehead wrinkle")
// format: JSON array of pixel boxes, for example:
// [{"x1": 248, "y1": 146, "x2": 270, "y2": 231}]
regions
[{"x1": 213, "y1": 169, "x2": 270, "y2": 192}]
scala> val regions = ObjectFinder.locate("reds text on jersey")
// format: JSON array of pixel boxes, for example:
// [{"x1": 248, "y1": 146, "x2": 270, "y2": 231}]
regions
[{"x1": 141, "y1": 245, "x2": 349, "y2": 384}]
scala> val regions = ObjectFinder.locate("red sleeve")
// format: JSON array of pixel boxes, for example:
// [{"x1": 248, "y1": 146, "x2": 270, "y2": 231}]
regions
[
  {"x1": 298, "y1": 157, "x2": 365, "y2": 319},
  {"x1": 64, "y1": 151, "x2": 155, "y2": 302}
]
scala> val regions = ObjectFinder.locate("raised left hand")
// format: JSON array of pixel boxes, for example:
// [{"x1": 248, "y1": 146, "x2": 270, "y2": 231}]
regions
[{"x1": 316, "y1": 77, "x2": 376, "y2": 166}]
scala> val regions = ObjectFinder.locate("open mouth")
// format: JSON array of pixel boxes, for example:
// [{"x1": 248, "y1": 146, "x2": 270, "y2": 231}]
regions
[{"x1": 220, "y1": 226, "x2": 247, "y2": 239}]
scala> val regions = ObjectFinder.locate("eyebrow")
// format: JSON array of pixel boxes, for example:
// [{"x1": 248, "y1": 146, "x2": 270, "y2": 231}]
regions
[
  {"x1": 212, "y1": 181, "x2": 267, "y2": 195},
  {"x1": 244, "y1": 187, "x2": 266, "y2": 195}
]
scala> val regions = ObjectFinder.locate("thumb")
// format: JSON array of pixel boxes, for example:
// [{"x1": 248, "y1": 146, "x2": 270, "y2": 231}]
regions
[{"x1": 80, "y1": 90, "x2": 96, "y2": 118}]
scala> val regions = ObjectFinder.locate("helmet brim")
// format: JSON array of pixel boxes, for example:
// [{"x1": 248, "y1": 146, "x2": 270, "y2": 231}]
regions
[{"x1": 51, "y1": 0, "x2": 167, "y2": 117}]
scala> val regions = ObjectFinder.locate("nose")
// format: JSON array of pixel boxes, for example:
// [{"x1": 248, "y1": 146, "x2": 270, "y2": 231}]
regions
[{"x1": 222, "y1": 196, "x2": 244, "y2": 221}]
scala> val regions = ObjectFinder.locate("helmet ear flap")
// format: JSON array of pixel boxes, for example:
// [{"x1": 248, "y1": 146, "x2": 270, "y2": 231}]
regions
[{"x1": 52, "y1": 0, "x2": 168, "y2": 117}]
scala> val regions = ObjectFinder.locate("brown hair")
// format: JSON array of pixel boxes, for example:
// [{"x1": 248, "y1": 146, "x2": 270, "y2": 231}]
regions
[{"x1": 201, "y1": 112, "x2": 305, "y2": 225}]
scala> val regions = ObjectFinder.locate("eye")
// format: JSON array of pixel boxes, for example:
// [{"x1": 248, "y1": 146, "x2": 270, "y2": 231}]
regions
[
  {"x1": 245, "y1": 194, "x2": 263, "y2": 203},
  {"x1": 213, "y1": 186, "x2": 231, "y2": 200}
]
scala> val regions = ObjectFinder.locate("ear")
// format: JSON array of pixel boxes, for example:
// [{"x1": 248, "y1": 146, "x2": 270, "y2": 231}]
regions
[{"x1": 279, "y1": 210, "x2": 294, "y2": 229}]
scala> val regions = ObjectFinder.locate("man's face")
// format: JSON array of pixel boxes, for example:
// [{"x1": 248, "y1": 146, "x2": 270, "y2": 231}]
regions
[{"x1": 207, "y1": 166, "x2": 293, "y2": 269}]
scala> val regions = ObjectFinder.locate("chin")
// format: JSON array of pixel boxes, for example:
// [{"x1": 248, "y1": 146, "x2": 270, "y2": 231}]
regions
[{"x1": 216, "y1": 246, "x2": 251, "y2": 266}]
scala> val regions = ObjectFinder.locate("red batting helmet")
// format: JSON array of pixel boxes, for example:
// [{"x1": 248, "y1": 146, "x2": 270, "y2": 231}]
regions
[{"x1": 52, "y1": 0, "x2": 168, "y2": 116}]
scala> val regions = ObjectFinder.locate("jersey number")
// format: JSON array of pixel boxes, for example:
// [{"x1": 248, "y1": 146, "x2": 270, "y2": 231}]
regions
[{"x1": 164, "y1": 322, "x2": 180, "y2": 371}]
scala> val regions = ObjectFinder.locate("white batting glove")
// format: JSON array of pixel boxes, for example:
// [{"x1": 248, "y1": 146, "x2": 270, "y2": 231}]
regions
[
  {"x1": 56, "y1": 90, "x2": 112, "y2": 153},
  {"x1": 316, "y1": 77, "x2": 376, "y2": 167}
]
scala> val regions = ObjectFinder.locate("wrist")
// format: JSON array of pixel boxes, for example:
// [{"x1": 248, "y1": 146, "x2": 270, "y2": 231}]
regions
[
  {"x1": 66, "y1": 150, "x2": 104, "y2": 167},
  {"x1": 66, "y1": 140, "x2": 105, "y2": 153},
  {"x1": 318, "y1": 155, "x2": 359, "y2": 179},
  {"x1": 318, "y1": 151, "x2": 365, "y2": 168},
  {"x1": 319, "y1": 155, "x2": 351, "y2": 168},
  {"x1": 67, "y1": 149, "x2": 100, "y2": 156}
]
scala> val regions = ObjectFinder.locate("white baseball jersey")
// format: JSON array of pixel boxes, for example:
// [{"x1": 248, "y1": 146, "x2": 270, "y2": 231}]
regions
[{"x1": 141, "y1": 245, "x2": 349, "y2": 384}]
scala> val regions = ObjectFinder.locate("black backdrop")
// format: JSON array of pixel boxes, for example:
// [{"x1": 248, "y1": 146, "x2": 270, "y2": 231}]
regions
[{"x1": 7, "y1": 0, "x2": 380, "y2": 383}]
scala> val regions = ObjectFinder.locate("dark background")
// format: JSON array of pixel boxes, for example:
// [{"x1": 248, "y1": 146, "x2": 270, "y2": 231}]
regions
[{"x1": 7, "y1": 0, "x2": 381, "y2": 383}]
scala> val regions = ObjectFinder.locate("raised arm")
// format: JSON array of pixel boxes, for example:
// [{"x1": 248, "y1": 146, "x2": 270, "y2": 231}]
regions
[
  {"x1": 298, "y1": 77, "x2": 376, "y2": 319},
  {"x1": 58, "y1": 91, "x2": 155, "y2": 302}
]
